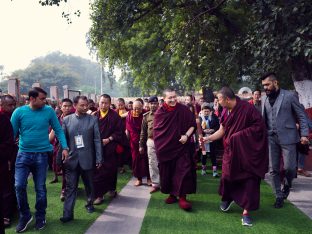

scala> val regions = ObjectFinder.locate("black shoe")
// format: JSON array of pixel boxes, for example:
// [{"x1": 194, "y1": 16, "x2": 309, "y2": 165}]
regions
[
  {"x1": 86, "y1": 205, "x2": 95, "y2": 213},
  {"x1": 282, "y1": 185, "x2": 290, "y2": 200},
  {"x1": 220, "y1": 200, "x2": 234, "y2": 212},
  {"x1": 16, "y1": 215, "x2": 33, "y2": 233},
  {"x1": 35, "y1": 219, "x2": 46, "y2": 230},
  {"x1": 274, "y1": 197, "x2": 284, "y2": 208},
  {"x1": 60, "y1": 216, "x2": 73, "y2": 223}
]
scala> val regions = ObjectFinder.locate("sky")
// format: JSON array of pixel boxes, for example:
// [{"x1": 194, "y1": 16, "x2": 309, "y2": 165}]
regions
[{"x1": 0, "y1": 0, "x2": 94, "y2": 75}]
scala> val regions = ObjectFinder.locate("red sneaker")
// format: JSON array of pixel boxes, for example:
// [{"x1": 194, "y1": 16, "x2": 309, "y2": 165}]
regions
[
  {"x1": 179, "y1": 196, "x2": 192, "y2": 211},
  {"x1": 165, "y1": 195, "x2": 178, "y2": 204}
]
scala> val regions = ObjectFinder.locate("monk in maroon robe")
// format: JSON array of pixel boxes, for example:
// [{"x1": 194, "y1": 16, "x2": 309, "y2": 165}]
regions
[
  {"x1": 49, "y1": 98, "x2": 73, "y2": 201},
  {"x1": 0, "y1": 95, "x2": 17, "y2": 228},
  {"x1": 126, "y1": 100, "x2": 150, "y2": 186},
  {"x1": 92, "y1": 94, "x2": 124, "y2": 204},
  {"x1": 204, "y1": 87, "x2": 268, "y2": 226},
  {"x1": 115, "y1": 98, "x2": 132, "y2": 173},
  {"x1": 154, "y1": 89, "x2": 197, "y2": 211},
  {"x1": 0, "y1": 109, "x2": 15, "y2": 231}
]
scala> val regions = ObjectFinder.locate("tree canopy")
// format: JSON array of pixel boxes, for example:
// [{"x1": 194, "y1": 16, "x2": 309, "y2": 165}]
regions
[
  {"x1": 8, "y1": 52, "x2": 126, "y2": 97},
  {"x1": 87, "y1": 0, "x2": 311, "y2": 94}
]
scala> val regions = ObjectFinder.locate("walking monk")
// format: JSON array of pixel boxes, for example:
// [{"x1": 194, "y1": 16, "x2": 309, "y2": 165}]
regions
[
  {"x1": 204, "y1": 87, "x2": 268, "y2": 226},
  {"x1": 93, "y1": 94, "x2": 124, "y2": 204},
  {"x1": 126, "y1": 100, "x2": 151, "y2": 186},
  {"x1": 153, "y1": 88, "x2": 196, "y2": 211}
]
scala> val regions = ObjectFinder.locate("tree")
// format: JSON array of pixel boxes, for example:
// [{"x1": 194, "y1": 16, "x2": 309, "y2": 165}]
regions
[
  {"x1": 245, "y1": 0, "x2": 312, "y2": 108},
  {"x1": 88, "y1": 0, "x2": 252, "y2": 94},
  {"x1": 12, "y1": 63, "x2": 79, "y2": 95},
  {"x1": 11, "y1": 52, "x2": 127, "y2": 97}
]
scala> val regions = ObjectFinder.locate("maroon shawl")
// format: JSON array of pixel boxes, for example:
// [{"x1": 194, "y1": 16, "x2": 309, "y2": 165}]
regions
[
  {"x1": 221, "y1": 98, "x2": 268, "y2": 181},
  {"x1": 154, "y1": 103, "x2": 196, "y2": 163},
  {"x1": 126, "y1": 111, "x2": 143, "y2": 146}
]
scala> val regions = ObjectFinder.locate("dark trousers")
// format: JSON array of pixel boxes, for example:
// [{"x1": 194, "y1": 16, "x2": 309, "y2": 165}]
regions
[
  {"x1": 3, "y1": 165, "x2": 16, "y2": 219},
  {"x1": 268, "y1": 134, "x2": 297, "y2": 198},
  {"x1": 63, "y1": 164, "x2": 94, "y2": 218},
  {"x1": 201, "y1": 144, "x2": 217, "y2": 167}
]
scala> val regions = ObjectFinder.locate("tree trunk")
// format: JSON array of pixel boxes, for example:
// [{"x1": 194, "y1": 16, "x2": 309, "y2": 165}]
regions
[{"x1": 291, "y1": 58, "x2": 312, "y2": 109}]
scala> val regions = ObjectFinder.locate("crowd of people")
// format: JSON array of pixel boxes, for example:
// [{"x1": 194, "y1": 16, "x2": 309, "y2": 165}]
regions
[{"x1": 0, "y1": 72, "x2": 312, "y2": 233}]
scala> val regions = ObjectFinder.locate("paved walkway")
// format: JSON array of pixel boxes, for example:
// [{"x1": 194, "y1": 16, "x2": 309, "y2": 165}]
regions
[
  {"x1": 287, "y1": 173, "x2": 312, "y2": 219},
  {"x1": 85, "y1": 178, "x2": 151, "y2": 234},
  {"x1": 86, "y1": 172, "x2": 312, "y2": 234},
  {"x1": 265, "y1": 172, "x2": 312, "y2": 219}
]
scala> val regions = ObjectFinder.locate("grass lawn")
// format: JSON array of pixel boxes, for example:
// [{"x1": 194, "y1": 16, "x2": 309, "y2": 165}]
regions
[
  {"x1": 141, "y1": 169, "x2": 312, "y2": 234},
  {"x1": 6, "y1": 169, "x2": 132, "y2": 234}
]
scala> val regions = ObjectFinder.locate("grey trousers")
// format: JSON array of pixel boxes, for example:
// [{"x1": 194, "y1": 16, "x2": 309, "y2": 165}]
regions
[
  {"x1": 268, "y1": 134, "x2": 297, "y2": 198},
  {"x1": 147, "y1": 139, "x2": 160, "y2": 187},
  {"x1": 63, "y1": 164, "x2": 94, "y2": 218}
]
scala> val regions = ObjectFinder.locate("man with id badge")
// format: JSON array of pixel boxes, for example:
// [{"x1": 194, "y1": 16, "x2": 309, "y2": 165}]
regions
[{"x1": 59, "y1": 96, "x2": 102, "y2": 223}]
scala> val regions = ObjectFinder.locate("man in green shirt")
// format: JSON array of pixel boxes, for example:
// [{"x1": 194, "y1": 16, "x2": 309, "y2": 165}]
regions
[{"x1": 11, "y1": 87, "x2": 69, "y2": 232}]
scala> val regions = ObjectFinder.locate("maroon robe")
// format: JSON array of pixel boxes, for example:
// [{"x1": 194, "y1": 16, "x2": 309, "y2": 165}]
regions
[
  {"x1": 0, "y1": 111, "x2": 17, "y2": 221},
  {"x1": 0, "y1": 112, "x2": 15, "y2": 230},
  {"x1": 219, "y1": 98, "x2": 268, "y2": 210},
  {"x1": 126, "y1": 111, "x2": 150, "y2": 179},
  {"x1": 154, "y1": 103, "x2": 197, "y2": 196},
  {"x1": 115, "y1": 108, "x2": 132, "y2": 168},
  {"x1": 93, "y1": 110, "x2": 124, "y2": 197}
]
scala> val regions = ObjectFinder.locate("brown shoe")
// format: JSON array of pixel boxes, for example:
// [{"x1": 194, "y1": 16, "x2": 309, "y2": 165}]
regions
[
  {"x1": 298, "y1": 169, "x2": 311, "y2": 177},
  {"x1": 134, "y1": 180, "x2": 142, "y2": 186},
  {"x1": 93, "y1": 197, "x2": 104, "y2": 205},
  {"x1": 150, "y1": 187, "x2": 160, "y2": 194}
]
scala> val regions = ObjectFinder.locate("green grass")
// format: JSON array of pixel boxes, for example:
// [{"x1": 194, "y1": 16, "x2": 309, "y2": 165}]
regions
[
  {"x1": 140, "y1": 169, "x2": 312, "y2": 234},
  {"x1": 6, "y1": 169, "x2": 132, "y2": 234}
]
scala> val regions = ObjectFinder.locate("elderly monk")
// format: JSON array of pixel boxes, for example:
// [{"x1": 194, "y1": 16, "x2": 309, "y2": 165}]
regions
[
  {"x1": 93, "y1": 94, "x2": 124, "y2": 204},
  {"x1": 154, "y1": 88, "x2": 197, "y2": 211},
  {"x1": 204, "y1": 87, "x2": 268, "y2": 227},
  {"x1": 115, "y1": 98, "x2": 131, "y2": 173},
  {"x1": 126, "y1": 100, "x2": 151, "y2": 186}
]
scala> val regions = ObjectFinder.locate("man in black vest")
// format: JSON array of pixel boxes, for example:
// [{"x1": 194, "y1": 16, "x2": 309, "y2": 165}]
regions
[{"x1": 261, "y1": 72, "x2": 309, "y2": 208}]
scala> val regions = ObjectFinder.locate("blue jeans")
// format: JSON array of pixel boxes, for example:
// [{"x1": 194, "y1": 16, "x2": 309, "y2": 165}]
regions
[{"x1": 15, "y1": 152, "x2": 48, "y2": 221}]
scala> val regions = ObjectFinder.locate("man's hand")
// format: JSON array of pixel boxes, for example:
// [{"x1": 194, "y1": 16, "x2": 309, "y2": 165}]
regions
[
  {"x1": 139, "y1": 147, "x2": 144, "y2": 154},
  {"x1": 300, "y1": 136, "x2": 309, "y2": 145},
  {"x1": 102, "y1": 138, "x2": 110, "y2": 146},
  {"x1": 179, "y1": 135, "x2": 188, "y2": 144},
  {"x1": 96, "y1": 163, "x2": 102, "y2": 169},
  {"x1": 203, "y1": 135, "x2": 212, "y2": 143},
  {"x1": 62, "y1": 149, "x2": 69, "y2": 162}
]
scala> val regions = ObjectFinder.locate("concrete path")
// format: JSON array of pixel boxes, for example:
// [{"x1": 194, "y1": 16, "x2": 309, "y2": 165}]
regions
[
  {"x1": 266, "y1": 171, "x2": 312, "y2": 219},
  {"x1": 287, "y1": 173, "x2": 312, "y2": 219},
  {"x1": 85, "y1": 178, "x2": 151, "y2": 234},
  {"x1": 86, "y1": 172, "x2": 312, "y2": 234}
]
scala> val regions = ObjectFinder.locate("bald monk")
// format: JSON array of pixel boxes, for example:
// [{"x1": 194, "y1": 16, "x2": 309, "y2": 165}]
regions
[
  {"x1": 153, "y1": 88, "x2": 197, "y2": 211},
  {"x1": 126, "y1": 100, "x2": 151, "y2": 186},
  {"x1": 203, "y1": 87, "x2": 268, "y2": 226},
  {"x1": 93, "y1": 94, "x2": 124, "y2": 204}
]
